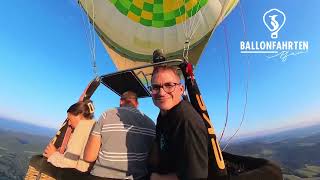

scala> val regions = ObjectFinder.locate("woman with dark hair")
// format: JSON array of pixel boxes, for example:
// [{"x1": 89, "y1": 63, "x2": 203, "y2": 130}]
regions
[{"x1": 43, "y1": 100, "x2": 96, "y2": 173}]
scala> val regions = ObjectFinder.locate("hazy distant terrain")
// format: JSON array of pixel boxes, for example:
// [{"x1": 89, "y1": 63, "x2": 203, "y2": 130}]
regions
[
  {"x1": 0, "y1": 118, "x2": 319, "y2": 179},
  {"x1": 0, "y1": 118, "x2": 51, "y2": 180},
  {"x1": 224, "y1": 124, "x2": 320, "y2": 179},
  {"x1": 0, "y1": 128, "x2": 50, "y2": 180},
  {"x1": 0, "y1": 118, "x2": 56, "y2": 137}
]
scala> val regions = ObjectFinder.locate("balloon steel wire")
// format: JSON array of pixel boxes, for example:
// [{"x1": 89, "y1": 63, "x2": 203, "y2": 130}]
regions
[
  {"x1": 186, "y1": 0, "x2": 198, "y2": 38},
  {"x1": 223, "y1": 0, "x2": 250, "y2": 150},
  {"x1": 181, "y1": 0, "x2": 207, "y2": 60},
  {"x1": 188, "y1": 0, "x2": 203, "y2": 39},
  {"x1": 219, "y1": 24, "x2": 232, "y2": 143},
  {"x1": 176, "y1": 0, "x2": 188, "y2": 39},
  {"x1": 90, "y1": 0, "x2": 97, "y2": 77},
  {"x1": 136, "y1": 71, "x2": 150, "y2": 89},
  {"x1": 79, "y1": 1, "x2": 94, "y2": 64},
  {"x1": 175, "y1": 0, "x2": 244, "y2": 143},
  {"x1": 85, "y1": 0, "x2": 94, "y2": 63},
  {"x1": 189, "y1": 4, "x2": 208, "y2": 41},
  {"x1": 80, "y1": 0, "x2": 98, "y2": 77}
]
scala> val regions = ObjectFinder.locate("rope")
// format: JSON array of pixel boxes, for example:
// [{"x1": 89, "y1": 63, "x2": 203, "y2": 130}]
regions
[
  {"x1": 176, "y1": 0, "x2": 188, "y2": 39},
  {"x1": 79, "y1": 1, "x2": 94, "y2": 63},
  {"x1": 223, "y1": 61, "x2": 249, "y2": 151},
  {"x1": 176, "y1": 0, "x2": 193, "y2": 60},
  {"x1": 189, "y1": 0, "x2": 209, "y2": 41},
  {"x1": 80, "y1": 0, "x2": 98, "y2": 77},
  {"x1": 186, "y1": 1, "x2": 197, "y2": 38},
  {"x1": 219, "y1": 24, "x2": 231, "y2": 143},
  {"x1": 179, "y1": 0, "x2": 207, "y2": 61},
  {"x1": 223, "y1": 0, "x2": 250, "y2": 150},
  {"x1": 136, "y1": 71, "x2": 150, "y2": 88},
  {"x1": 89, "y1": 0, "x2": 97, "y2": 77},
  {"x1": 187, "y1": 0, "x2": 204, "y2": 39}
]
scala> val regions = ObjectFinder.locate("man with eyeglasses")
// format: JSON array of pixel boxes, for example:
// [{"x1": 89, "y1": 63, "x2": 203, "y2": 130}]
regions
[{"x1": 148, "y1": 66, "x2": 208, "y2": 180}]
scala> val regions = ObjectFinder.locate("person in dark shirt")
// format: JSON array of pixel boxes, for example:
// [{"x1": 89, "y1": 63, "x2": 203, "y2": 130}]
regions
[{"x1": 149, "y1": 66, "x2": 208, "y2": 180}]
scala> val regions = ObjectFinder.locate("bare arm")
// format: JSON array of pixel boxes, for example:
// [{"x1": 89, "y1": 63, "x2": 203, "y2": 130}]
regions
[
  {"x1": 45, "y1": 143, "x2": 80, "y2": 169},
  {"x1": 84, "y1": 134, "x2": 101, "y2": 162}
]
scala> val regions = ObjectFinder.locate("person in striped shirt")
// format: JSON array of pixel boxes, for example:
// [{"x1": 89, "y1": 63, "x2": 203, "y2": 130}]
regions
[{"x1": 84, "y1": 91, "x2": 155, "y2": 180}]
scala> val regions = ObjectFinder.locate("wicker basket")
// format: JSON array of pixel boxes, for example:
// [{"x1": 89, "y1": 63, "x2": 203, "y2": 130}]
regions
[
  {"x1": 24, "y1": 165, "x2": 56, "y2": 180},
  {"x1": 24, "y1": 155, "x2": 59, "y2": 180}
]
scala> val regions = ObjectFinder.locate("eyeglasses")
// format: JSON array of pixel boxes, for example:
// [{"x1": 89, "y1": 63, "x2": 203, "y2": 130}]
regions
[{"x1": 149, "y1": 82, "x2": 181, "y2": 94}]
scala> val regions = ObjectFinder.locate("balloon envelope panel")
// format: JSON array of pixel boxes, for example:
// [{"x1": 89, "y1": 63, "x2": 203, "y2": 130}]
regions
[{"x1": 79, "y1": 0, "x2": 238, "y2": 69}]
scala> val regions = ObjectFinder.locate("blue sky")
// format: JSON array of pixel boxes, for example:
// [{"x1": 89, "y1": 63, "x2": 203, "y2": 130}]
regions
[{"x1": 0, "y1": 0, "x2": 319, "y2": 139}]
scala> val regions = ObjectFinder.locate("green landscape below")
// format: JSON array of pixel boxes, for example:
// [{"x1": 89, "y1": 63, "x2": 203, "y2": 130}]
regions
[{"x1": 0, "y1": 119, "x2": 319, "y2": 180}]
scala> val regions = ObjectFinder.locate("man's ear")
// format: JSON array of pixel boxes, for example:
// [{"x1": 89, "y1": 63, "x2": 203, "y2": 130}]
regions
[
  {"x1": 134, "y1": 100, "x2": 139, "y2": 108},
  {"x1": 120, "y1": 99, "x2": 124, "y2": 106},
  {"x1": 179, "y1": 84, "x2": 185, "y2": 95}
]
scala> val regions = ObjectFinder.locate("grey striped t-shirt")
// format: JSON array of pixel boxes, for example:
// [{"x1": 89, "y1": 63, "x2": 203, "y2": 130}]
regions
[{"x1": 90, "y1": 107, "x2": 155, "y2": 179}]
